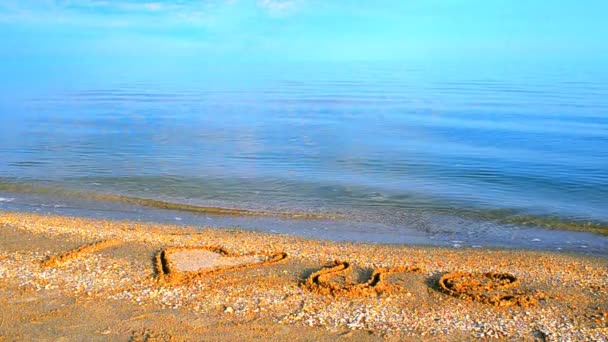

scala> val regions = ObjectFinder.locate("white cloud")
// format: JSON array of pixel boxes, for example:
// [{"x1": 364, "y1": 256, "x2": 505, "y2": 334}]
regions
[
  {"x1": 0, "y1": 0, "x2": 214, "y2": 26},
  {"x1": 257, "y1": 0, "x2": 302, "y2": 15},
  {"x1": 143, "y1": 2, "x2": 163, "y2": 11},
  {"x1": 0, "y1": 0, "x2": 307, "y2": 27}
]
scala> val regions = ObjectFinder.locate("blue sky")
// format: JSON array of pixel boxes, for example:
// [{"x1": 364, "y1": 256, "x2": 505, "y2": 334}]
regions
[{"x1": 1, "y1": 0, "x2": 607, "y2": 66}]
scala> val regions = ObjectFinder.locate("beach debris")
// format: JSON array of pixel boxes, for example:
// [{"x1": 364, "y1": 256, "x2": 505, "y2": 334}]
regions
[
  {"x1": 155, "y1": 246, "x2": 288, "y2": 285},
  {"x1": 303, "y1": 260, "x2": 424, "y2": 297},
  {"x1": 40, "y1": 239, "x2": 122, "y2": 268},
  {"x1": 438, "y1": 272, "x2": 545, "y2": 307}
]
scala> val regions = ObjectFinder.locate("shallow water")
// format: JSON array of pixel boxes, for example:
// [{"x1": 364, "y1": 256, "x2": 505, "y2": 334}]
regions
[{"x1": 1, "y1": 62, "x2": 607, "y2": 252}]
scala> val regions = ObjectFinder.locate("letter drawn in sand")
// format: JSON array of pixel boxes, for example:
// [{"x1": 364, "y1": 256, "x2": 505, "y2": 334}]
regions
[
  {"x1": 303, "y1": 260, "x2": 425, "y2": 297},
  {"x1": 438, "y1": 272, "x2": 546, "y2": 307},
  {"x1": 41, "y1": 239, "x2": 122, "y2": 268}
]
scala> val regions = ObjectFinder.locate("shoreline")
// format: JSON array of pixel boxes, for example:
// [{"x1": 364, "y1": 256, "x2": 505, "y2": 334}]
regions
[
  {"x1": 2, "y1": 188, "x2": 608, "y2": 258},
  {"x1": 1, "y1": 210, "x2": 606, "y2": 340},
  {"x1": 2, "y1": 180, "x2": 608, "y2": 237}
]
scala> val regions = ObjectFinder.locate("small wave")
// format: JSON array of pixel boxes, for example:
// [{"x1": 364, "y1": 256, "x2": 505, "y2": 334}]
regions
[
  {"x1": 1, "y1": 180, "x2": 607, "y2": 236},
  {"x1": 0, "y1": 181, "x2": 335, "y2": 220}
]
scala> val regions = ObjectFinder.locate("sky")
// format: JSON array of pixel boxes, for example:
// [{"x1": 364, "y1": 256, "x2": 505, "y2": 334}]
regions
[{"x1": 0, "y1": 0, "x2": 607, "y2": 70}]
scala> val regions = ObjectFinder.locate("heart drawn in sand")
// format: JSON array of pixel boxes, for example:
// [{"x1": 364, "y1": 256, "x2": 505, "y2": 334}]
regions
[{"x1": 155, "y1": 246, "x2": 288, "y2": 284}]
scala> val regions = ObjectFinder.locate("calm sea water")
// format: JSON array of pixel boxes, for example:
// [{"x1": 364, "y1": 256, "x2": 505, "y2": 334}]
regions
[{"x1": 1, "y1": 62, "x2": 607, "y2": 253}]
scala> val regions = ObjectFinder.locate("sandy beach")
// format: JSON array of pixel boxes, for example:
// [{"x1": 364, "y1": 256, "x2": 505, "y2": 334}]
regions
[{"x1": 0, "y1": 210, "x2": 606, "y2": 341}]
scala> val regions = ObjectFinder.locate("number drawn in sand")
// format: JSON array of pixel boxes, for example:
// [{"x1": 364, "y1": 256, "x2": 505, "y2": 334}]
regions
[
  {"x1": 438, "y1": 272, "x2": 546, "y2": 307},
  {"x1": 303, "y1": 260, "x2": 425, "y2": 297},
  {"x1": 41, "y1": 239, "x2": 122, "y2": 268},
  {"x1": 155, "y1": 246, "x2": 288, "y2": 284}
]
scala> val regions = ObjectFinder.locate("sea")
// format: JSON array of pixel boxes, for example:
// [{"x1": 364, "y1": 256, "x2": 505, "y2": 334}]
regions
[{"x1": 1, "y1": 61, "x2": 607, "y2": 255}]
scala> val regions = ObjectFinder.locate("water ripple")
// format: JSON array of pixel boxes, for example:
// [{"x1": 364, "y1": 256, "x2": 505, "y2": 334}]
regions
[{"x1": 1, "y1": 64, "x2": 607, "y2": 240}]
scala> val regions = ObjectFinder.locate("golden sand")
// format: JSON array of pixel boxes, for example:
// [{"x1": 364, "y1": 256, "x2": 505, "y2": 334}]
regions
[{"x1": 0, "y1": 210, "x2": 607, "y2": 341}]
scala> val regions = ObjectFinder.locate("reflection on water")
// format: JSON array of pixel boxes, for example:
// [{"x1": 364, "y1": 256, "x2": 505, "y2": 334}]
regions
[{"x1": 0, "y1": 62, "x2": 607, "y2": 248}]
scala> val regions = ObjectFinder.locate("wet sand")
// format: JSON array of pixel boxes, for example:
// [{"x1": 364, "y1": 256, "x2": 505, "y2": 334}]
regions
[{"x1": 0, "y1": 210, "x2": 606, "y2": 341}]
